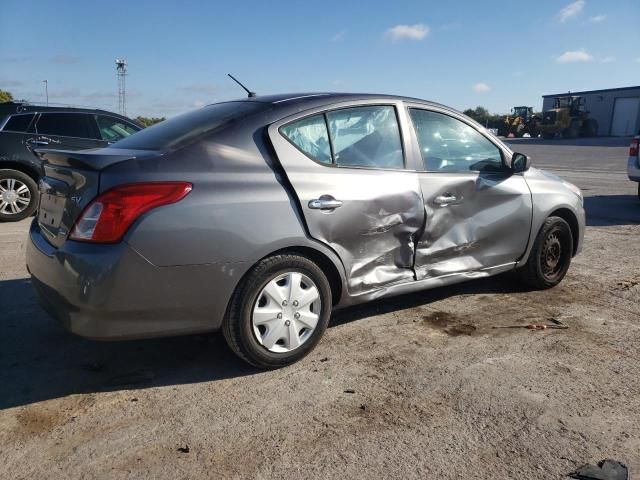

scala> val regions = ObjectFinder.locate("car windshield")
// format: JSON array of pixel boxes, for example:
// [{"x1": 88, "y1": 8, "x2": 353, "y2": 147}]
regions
[{"x1": 110, "y1": 101, "x2": 265, "y2": 151}]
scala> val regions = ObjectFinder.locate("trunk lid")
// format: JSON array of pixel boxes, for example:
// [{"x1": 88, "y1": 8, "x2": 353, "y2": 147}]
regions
[{"x1": 35, "y1": 147, "x2": 156, "y2": 248}]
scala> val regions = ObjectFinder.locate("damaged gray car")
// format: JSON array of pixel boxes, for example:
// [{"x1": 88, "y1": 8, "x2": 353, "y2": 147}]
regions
[{"x1": 26, "y1": 93, "x2": 585, "y2": 368}]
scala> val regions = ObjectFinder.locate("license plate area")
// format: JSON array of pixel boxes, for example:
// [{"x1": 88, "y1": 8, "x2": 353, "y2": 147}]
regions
[
  {"x1": 38, "y1": 193, "x2": 66, "y2": 230},
  {"x1": 38, "y1": 177, "x2": 69, "y2": 238}
]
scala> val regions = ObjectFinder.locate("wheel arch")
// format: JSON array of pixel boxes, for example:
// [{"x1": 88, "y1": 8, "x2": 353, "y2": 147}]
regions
[
  {"x1": 549, "y1": 207, "x2": 580, "y2": 256},
  {"x1": 0, "y1": 160, "x2": 41, "y2": 183},
  {"x1": 228, "y1": 244, "x2": 346, "y2": 315}
]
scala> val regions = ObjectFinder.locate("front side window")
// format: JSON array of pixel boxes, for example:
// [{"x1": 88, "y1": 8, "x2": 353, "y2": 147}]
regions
[
  {"x1": 96, "y1": 115, "x2": 139, "y2": 142},
  {"x1": 409, "y1": 109, "x2": 503, "y2": 172},
  {"x1": 281, "y1": 114, "x2": 331, "y2": 164},
  {"x1": 36, "y1": 113, "x2": 92, "y2": 138},
  {"x1": 3, "y1": 114, "x2": 35, "y2": 133},
  {"x1": 327, "y1": 106, "x2": 403, "y2": 169}
]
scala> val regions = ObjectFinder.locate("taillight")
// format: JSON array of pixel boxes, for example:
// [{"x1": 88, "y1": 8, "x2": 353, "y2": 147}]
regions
[
  {"x1": 630, "y1": 138, "x2": 639, "y2": 157},
  {"x1": 70, "y1": 182, "x2": 192, "y2": 243}
]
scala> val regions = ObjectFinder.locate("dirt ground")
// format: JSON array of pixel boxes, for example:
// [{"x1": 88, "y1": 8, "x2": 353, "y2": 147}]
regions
[{"x1": 1, "y1": 137, "x2": 639, "y2": 479}]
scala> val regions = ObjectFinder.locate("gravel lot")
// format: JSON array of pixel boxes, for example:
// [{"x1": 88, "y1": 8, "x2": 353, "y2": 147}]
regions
[{"x1": 1, "y1": 137, "x2": 639, "y2": 479}]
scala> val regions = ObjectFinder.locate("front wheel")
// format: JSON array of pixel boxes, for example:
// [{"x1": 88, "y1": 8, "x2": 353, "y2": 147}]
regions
[
  {"x1": 0, "y1": 169, "x2": 39, "y2": 222},
  {"x1": 517, "y1": 216, "x2": 574, "y2": 289},
  {"x1": 223, "y1": 254, "x2": 332, "y2": 368}
]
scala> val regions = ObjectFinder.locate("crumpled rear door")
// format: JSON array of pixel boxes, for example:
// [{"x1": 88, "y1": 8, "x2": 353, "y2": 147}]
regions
[{"x1": 268, "y1": 103, "x2": 424, "y2": 296}]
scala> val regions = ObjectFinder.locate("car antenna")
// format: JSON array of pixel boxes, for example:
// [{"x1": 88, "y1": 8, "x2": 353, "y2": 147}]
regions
[{"x1": 227, "y1": 74, "x2": 257, "y2": 98}]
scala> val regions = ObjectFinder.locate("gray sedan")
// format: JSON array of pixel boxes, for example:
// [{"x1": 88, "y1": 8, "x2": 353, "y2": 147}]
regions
[{"x1": 26, "y1": 93, "x2": 585, "y2": 368}]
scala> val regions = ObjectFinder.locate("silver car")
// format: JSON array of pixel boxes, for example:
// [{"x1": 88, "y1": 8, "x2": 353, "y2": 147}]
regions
[{"x1": 26, "y1": 93, "x2": 585, "y2": 368}]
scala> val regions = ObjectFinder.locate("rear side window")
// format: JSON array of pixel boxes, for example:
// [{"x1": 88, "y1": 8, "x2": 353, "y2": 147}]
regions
[
  {"x1": 96, "y1": 115, "x2": 139, "y2": 142},
  {"x1": 327, "y1": 106, "x2": 403, "y2": 169},
  {"x1": 281, "y1": 115, "x2": 331, "y2": 164},
  {"x1": 409, "y1": 109, "x2": 504, "y2": 172},
  {"x1": 280, "y1": 105, "x2": 405, "y2": 169},
  {"x1": 110, "y1": 102, "x2": 265, "y2": 151},
  {"x1": 36, "y1": 113, "x2": 93, "y2": 138},
  {"x1": 3, "y1": 114, "x2": 35, "y2": 133}
]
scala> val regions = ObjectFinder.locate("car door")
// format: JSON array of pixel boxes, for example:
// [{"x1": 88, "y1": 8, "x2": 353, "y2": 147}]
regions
[
  {"x1": 0, "y1": 113, "x2": 40, "y2": 171},
  {"x1": 406, "y1": 105, "x2": 532, "y2": 280},
  {"x1": 268, "y1": 102, "x2": 425, "y2": 295},
  {"x1": 29, "y1": 112, "x2": 105, "y2": 152}
]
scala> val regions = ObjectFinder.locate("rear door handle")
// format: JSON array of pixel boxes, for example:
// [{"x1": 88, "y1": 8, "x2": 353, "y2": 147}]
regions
[
  {"x1": 308, "y1": 196, "x2": 343, "y2": 210},
  {"x1": 433, "y1": 193, "x2": 460, "y2": 206},
  {"x1": 27, "y1": 139, "x2": 49, "y2": 146}
]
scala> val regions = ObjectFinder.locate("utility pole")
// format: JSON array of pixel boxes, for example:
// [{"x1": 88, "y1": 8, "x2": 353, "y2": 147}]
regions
[
  {"x1": 43, "y1": 80, "x2": 48, "y2": 106},
  {"x1": 115, "y1": 59, "x2": 127, "y2": 116}
]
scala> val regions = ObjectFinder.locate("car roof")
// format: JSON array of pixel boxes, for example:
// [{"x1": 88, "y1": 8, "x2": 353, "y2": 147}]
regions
[
  {"x1": 0, "y1": 102, "x2": 137, "y2": 122},
  {"x1": 214, "y1": 92, "x2": 459, "y2": 116}
]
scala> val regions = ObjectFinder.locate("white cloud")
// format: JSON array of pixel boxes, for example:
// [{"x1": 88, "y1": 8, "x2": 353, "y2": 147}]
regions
[
  {"x1": 472, "y1": 83, "x2": 490, "y2": 93},
  {"x1": 600, "y1": 56, "x2": 616, "y2": 63},
  {"x1": 331, "y1": 31, "x2": 346, "y2": 42},
  {"x1": 589, "y1": 14, "x2": 607, "y2": 23},
  {"x1": 557, "y1": 0, "x2": 585, "y2": 23},
  {"x1": 555, "y1": 49, "x2": 593, "y2": 63},
  {"x1": 385, "y1": 24, "x2": 430, "y2": 41}
]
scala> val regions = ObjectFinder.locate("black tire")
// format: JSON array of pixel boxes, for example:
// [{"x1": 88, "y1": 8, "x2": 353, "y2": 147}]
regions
[
  {"x1": 0, "y1": 169, "x2": 39, "y2": 222},
  {"x1": 222, "y1": 254, "x2": 332, "y2": 368},
  {"x1": 517, "y1": 216, "x2": 573, "y2": 290}
]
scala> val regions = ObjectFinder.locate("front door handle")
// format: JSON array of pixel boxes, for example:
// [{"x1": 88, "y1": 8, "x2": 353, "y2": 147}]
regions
[
  {"x1": 308, "y1": 195, "x2": 343, "y2": 210},
  {"x1": 433, "y1": 193, "x2": 460, "y2": 205}
]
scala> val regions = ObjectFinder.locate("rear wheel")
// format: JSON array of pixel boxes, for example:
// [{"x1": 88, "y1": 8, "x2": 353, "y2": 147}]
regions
[
  {"x1": 223, "y1": 254, "x2": 332, "y2": 368},
  {"x1": 517, "y1": 216, "x2": 573, "y2": 289},
  {"x1": 0, "y1": 169, "x2": 38, "y2": 222}
]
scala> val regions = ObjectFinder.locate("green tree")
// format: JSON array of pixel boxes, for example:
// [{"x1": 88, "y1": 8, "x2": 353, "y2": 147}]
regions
[
  {"x1": 135, "y1": 116, "x2": 165, "y2": 128},
  {"x1": 0, "y1": 89, "x2": 14, "y2": 103},
  {"x1": 463, "y1": 106, "x2": 491, "y2": 125}
]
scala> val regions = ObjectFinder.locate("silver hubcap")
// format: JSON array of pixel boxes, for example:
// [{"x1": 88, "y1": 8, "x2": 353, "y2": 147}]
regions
[
  {"x1": 0, "y1": 178, "x2": 31, "y2": 215},
  {"x1": 252, "y1": 272, "x2": 321, "y2": 353}
]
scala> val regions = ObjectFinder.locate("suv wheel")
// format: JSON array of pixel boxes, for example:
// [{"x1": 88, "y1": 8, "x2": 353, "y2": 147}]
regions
[
  {"x1": 518, "y1": 216, "x2": 573, "y2": 289},
  {"x1": 223, "y1": 254, "x2": 332, "y2": 368},
  {"x1": 0, "y1": 169, "x2": 39, "y2": 222}
]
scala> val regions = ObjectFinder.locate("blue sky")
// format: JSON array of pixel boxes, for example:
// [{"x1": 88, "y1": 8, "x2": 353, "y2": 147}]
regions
[{"x1": 1, "y1": 0, "x2": 639, "y2": 117}]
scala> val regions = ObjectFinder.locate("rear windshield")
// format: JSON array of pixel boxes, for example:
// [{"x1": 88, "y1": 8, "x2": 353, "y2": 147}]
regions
[{"x1": 110, "y1": 101, "x2": 265, "y2": 151}]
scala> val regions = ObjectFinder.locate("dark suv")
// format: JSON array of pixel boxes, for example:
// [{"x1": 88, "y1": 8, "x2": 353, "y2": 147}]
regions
[{"x1": 0, "y1": 102, "x2": 142, "y2": 221}]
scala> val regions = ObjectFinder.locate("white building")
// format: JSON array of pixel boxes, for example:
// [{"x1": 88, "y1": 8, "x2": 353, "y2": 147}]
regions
[{"x1": 542, "y1": 86, "x2": 640, "y2": 136}]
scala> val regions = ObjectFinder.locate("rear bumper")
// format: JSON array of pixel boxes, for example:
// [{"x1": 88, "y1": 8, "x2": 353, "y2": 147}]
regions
[{"x1": 26, "y1": 220, "x2": 241, "y2": 340}]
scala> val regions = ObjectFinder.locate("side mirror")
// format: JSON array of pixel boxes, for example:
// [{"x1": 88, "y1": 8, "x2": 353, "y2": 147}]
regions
[{"x1": 511, "y1": 152, "x2": 531, "y2": 173}]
